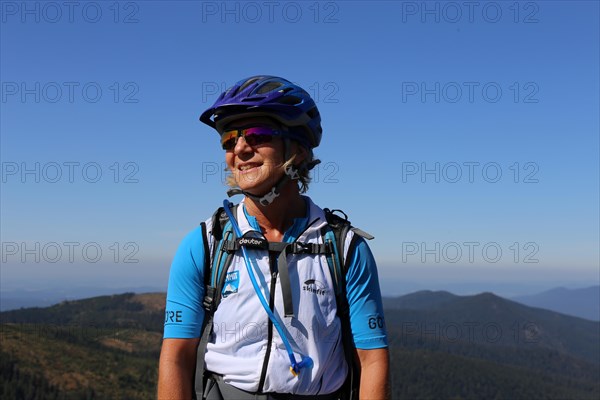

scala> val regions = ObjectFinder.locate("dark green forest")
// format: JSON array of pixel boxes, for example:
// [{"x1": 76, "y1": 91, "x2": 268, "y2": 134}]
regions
[{"x1": 1, "y1": 292, "x2": 599, "y2": 399}]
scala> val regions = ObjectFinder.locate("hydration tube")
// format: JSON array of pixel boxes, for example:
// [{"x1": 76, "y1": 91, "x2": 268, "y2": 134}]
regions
[{"x1": 222, "y1": 200, "x2": 313, "y2": 376}]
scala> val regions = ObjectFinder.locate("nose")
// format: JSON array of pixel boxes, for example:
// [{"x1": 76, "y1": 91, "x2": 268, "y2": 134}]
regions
[{"x1": 233, "y1": 135, "x2": 253, "y2": 155}]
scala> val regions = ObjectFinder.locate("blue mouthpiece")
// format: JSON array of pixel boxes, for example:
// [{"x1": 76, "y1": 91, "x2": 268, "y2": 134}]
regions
[{"x1": 296, "y1": 356, "x2": 314, "y2": 371}]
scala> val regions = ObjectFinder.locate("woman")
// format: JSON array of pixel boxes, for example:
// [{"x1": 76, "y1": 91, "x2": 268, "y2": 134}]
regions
[{"x1": 158, "y1": 76, "x2": 390, "y2": 399}]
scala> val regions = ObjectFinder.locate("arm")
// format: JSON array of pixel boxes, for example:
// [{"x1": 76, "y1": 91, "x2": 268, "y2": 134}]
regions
[
  {"x1": 159, "y1": 226, "x2": 207, "y2": 399},
  {"x1": 344, "y1": 236, "x2": 390, "y2": 399},
  {"x1": 357, "y1": 348, "x2": 391, "y2": 400},
  {"x1": 158, "y1": 338, "x2": 200, "y2": 399}
]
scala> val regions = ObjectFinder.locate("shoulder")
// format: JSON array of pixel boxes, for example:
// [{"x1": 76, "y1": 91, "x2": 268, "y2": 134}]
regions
[
  {"x1": 176, "y1": 225, "x2": 206, "y2": 253},
  {"x1": 170, "y1": 226, "x2": 205, "y2": 273}
]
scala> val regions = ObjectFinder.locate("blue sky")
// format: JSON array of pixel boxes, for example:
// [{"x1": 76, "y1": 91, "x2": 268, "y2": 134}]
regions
[{"x1": 1, "y1": 1, "x2": 598, "y2": 297}]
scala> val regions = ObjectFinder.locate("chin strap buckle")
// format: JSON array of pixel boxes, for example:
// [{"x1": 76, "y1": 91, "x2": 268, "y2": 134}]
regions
[
  {"x1": 259, "y1": 187, "x2": 280, "y2": 206},
  {"x1": 284, "y1": 164, "x2": 300, "y2": 180}
]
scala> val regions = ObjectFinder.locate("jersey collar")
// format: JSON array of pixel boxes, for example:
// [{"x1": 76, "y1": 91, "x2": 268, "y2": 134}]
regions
[{"x1": 236, "y1": 196, "x2": 327, "y2": 242}]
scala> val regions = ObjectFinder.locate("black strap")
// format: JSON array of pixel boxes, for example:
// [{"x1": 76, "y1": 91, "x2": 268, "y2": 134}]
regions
[
  {"x1": 208, "y1": 374, "x2": 341, "y2": 400},
  {"x1": 269, "y1": 242, "x2": 294, "y2": 318},
  {"x1": 222, "y1": 239, "x2": 331, "y2": 255},
  {"x1": 195, "y1": 205, "x2": 238, "y2": 399},
  {"x1": 290, "y1": 242, "x2": 330, "y2": 254},
  {"x1": 201, "y1": 222, "x2": 211, "y2": 287},
  {"x1": 322, "y1": 208, "x2": 373, "y2": 400},
  {"x1": 219, "y1": 237, "x2": 332, "y2": 319},
  {"x1": 195, "y1": 223, "x2": 215, "y2": 399}
]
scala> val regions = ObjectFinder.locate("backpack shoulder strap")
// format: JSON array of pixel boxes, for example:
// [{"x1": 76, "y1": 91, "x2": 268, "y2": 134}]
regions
[
  {"x1": 194, "y1": 204, "x2": 238, "y2": 399},
  {"x1": 321, "y1": 208, "x2": 373, "y2": 400},
  {"x1": 323, "y1": 208, "x2": 374, "y2": 273},
  {"x1": 200, "y1": 221, "x2": 211, "y2": 287}
]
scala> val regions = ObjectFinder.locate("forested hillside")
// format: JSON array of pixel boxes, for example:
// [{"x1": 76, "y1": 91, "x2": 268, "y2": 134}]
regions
[{"x1": 1, "y1": 292, "x2": 598, "y2": 399}]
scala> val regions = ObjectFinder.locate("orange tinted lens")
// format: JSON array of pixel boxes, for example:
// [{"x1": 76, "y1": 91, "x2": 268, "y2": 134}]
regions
[{"x1": 221, "y1": 130, "x2": 238, "y2": 150}]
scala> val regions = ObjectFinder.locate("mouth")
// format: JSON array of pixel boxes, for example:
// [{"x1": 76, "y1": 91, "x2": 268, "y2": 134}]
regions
[{"x1": 237, "y1": 163, "x2": 262, "y2": 173}]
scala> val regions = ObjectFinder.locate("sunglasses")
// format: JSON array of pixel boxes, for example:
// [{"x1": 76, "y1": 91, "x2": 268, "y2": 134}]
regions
[{"x1": 221, "y1": 125, "x2": 281, "y2": 150}]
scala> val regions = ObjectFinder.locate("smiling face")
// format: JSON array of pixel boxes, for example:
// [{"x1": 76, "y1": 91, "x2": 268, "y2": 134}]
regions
[{"x1": 223, "y1": 116, "x2": 288, "y2": 196}]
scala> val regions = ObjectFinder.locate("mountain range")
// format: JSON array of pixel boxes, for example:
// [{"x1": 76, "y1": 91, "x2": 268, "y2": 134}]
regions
[
  {"x1": 511, "y1": 285, "x2": 600, "y2": 321},
  {"x1": 1, "y1": 290, "x2": 599, "y2": 399}
]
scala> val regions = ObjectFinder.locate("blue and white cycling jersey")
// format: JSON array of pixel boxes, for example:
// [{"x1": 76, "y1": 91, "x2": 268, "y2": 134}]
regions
[{"x1": 163, "y1": 196, "x2": 387, "y2": 394}]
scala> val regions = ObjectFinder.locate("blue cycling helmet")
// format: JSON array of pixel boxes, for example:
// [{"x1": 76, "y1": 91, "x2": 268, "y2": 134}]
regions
[{"x1": 200, "y1": 75, "x2": 322, "y2": 149}]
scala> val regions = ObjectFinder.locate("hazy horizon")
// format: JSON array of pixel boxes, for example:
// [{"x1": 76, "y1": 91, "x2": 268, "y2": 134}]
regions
[{"x1": 2, "y1": 264, "x2": 598, "y2": 298}]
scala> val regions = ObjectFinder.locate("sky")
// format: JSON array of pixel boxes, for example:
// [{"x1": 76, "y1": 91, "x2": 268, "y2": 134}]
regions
[{"x1": 1, "y1": 0, "x2": 599, "y2": 298}]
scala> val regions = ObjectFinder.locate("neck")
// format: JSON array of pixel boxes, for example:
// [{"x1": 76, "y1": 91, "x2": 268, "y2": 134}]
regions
[{"x1": 243, "y1": 182, "x2": 306, "y2": 241}]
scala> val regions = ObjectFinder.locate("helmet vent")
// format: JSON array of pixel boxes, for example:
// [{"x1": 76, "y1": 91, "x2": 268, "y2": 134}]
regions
[
  {"x1": 277, "y1": 96, "x2": 302, "y2": 105},
  {"x1": 256, "y1": 81, "x2": 284, "y2": 94},
  {"x1": 242, "y1": 96, "x2": 265, "y2": 102},
  {"x1": 306, "y1": 107, "x2": 319, "y2": 118},
  {"x1": 239, "y1": 77, "x2": 262, "y2": 93}
]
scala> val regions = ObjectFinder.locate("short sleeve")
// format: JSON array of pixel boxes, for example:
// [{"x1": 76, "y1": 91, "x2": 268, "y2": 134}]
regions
[
  {"x1": 345, "y1": 236, "x2": 389, "y2": 349},
  {"x1": 163, "y1": 226, "x2": 206, "y2": 339}
]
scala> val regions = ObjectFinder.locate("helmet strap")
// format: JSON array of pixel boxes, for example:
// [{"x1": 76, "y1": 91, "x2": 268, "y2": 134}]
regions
[
  {"x1": 226, "y1": 165, "x2": 296, "y2": 206},
  {"x1": 226, "y1": 139, "x2": 320, "y2": 206}
]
